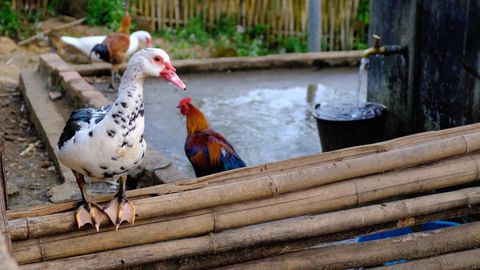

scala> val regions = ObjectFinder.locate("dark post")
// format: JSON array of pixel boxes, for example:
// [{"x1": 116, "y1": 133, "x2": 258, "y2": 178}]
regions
[
  {"x1": 368, "y1": 0, "x2": 480, "y2": 138},
  {"x1": 367, "y1": 0, "x2": 417, "y2": 139}
]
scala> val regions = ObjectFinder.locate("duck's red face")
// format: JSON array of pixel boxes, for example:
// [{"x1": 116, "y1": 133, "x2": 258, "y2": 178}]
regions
[
  {"x1": 151, "y1": 52, "x2": 186, "y2": 90},
  {"x1": 178, "y1": 97, "x2": 192, "y2": 115}
]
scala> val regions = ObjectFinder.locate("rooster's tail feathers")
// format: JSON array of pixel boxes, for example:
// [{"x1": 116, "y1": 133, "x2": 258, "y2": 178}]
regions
[{"x1": 90, "y1": 44, "x2": 110, "y2": 63}]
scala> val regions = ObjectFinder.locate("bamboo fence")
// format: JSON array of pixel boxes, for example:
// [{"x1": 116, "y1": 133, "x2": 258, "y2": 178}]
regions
[
  {"x1": 132, "y1": 0, "x2": 366, "y2": 50},
  {"x1": 10, "y1": 0, "x2": 51, "y2": 16},
  {"x1": 12, "y1": 0, "x2": 368, "y2": 51}
]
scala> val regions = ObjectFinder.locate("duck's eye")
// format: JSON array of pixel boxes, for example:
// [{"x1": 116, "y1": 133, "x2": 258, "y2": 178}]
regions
[{"x1": 153, "y1": 56, "x2": 162, "y2": 63}]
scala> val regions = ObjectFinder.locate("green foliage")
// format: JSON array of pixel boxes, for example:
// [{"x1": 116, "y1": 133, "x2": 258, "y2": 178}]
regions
[
  {"x1": 357, "y1": 0, "x2": 370, "y2": 24},
  {"x1": 0, "y1": 1, "x2": 41, "y2": 40},
  {"x1": 0, "y1": 1, "x2": 20, "y2": 38},
  {"x1": 355, "y1": 0, "x2": 370, "y2": 48},
  {"x1": 352, "y1": 39, "x2": 368, "y2": 50},
  {"x1": 176, "y1": 17, "x2": 210, "y2": 43},
  {"x1": 85, "y1": 0, "x2": 125, "y2": 30},
  {"x1": 282, "y1": 35, "x2": 308, "y2": 53}
]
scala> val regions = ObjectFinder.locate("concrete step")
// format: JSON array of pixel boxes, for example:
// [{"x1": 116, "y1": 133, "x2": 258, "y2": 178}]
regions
[{"x1": 19, "y1": 69, "x2": 78, "y2": 202}]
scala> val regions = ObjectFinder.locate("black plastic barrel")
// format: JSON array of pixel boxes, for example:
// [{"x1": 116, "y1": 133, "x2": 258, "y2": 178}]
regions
[{"x1": 313, "y1": 102, "x2": 388, "y2": 152}]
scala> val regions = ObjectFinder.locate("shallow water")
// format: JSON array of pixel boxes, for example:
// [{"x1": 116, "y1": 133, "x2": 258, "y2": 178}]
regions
[
  {"x1": 140, "y1": 68, "x2": 361, "y2": 178},
  {"x1": 314, "y1": 102, "x2": 387, "y2": 121}
]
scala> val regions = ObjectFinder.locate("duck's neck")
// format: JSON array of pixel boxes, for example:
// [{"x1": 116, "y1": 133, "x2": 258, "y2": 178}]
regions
[
  {"x1": 105, "y1": 62, "x2": 146, "y2": 134},
  {"x1": 126, "y1": 33, "x2": 139, "y2": 57}
]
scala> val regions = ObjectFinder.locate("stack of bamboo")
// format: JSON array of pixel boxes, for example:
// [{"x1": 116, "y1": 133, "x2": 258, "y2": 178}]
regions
[{"x1": 5, "y1": 124, "x2": 480, "y2": 269}]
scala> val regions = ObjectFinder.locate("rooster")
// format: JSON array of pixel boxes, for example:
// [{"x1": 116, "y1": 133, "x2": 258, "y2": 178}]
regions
[
  {"x1": 90, "y1": 32, "x2": 130, "y2": 89},
  {"x1": 89, "y1": 9, "x2": 135, "y2": 89},
  {"x1": 57, "y1": 48, "x2": 186, "y2": 231},
  {"x1": 116, "y1": 9, "x2": 131, "y2": 34},
  {"x1": 178, "y1": 97, "x2": 246, "y2": 177}
]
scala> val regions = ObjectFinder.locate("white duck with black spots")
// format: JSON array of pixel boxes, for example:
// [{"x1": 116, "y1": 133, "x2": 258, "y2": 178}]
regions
[{"x1": 56, "y1": 48, "x2": 186, "y2": 231}]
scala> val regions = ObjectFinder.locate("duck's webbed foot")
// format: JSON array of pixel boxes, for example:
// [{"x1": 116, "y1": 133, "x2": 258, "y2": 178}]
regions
[
  {"x1": 104, "y1": 175, "x2": 135, "y2": 230},
  {"x1": 73, "y1": 170, "x2": 109, "y2": 231},
  {"x1": 76, "y1": 202, "x2": 108, "y2": 231}
]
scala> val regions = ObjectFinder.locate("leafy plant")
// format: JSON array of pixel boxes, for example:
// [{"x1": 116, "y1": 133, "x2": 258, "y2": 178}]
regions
[
  {"x1": 0, "y1": 1, "x2": 41, "y2": 40},
  {"x1": 85, "y1": 0, "x2": 125, "y2": 30},
  {"x1": 0, "y1": 1, "x2": 20, "y2": 38},
  {"x1": 282, "y1": 35, "x2": 307, "y2": 53}
]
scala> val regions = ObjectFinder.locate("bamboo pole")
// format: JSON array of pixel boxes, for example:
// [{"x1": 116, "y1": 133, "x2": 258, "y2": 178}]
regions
[
  {"x1": 0, "y1": 233, "x2": 19, "y2": 270},
  {"x1": 0, "y1": 137, "x2": 11, "y2": 253},
  {"x1": 370, "y1": 248, "x2": 480, "y2": 270},
  {"x1": 156, "y1": 0, "x2": 162, "y2": 29},
  {"x1": 218, "y1": 222, "x2": 480, "y2": 270},
  {"x1": 20, "y1": 187, "x2": 480, "y2": 270},
  {"x1": 12, "y1": 154, "x2": 480, "y2": 263},
  {"x1": 0, "y1": 137, "x2": 17, "y2": 269},
  {"x1": 174, "y1": 0, "x2": 180, "y2": 26},
  {"x1": 8, "y1": 133, "x2": 480, "y2": 241}
]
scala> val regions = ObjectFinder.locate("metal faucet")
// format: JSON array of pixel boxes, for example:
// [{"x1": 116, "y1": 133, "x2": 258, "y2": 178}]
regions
[{"x1": 362, "y1": 34, "x2": 406, "y2": 58}]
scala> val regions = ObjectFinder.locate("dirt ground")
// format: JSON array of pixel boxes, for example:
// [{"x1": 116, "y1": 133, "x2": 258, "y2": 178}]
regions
[
  {"x1": 0, "y1": 17, "x2": 112, "y2": 209},
  {"x1": 0, "y1": 37, "x2": 61, "y2": 209}
]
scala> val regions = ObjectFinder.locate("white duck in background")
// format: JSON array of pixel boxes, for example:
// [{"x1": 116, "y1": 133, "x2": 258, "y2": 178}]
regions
[
  {"x1": 61, "y1": 30, "x2": 153, "y2": 62},
  {"x1": 56, "y1": 48, "x2": 186, "y2": 231}
]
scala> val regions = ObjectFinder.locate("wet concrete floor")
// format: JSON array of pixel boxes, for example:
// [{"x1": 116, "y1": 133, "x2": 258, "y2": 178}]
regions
[
  {"x1": 98, "y1": 67, "x2": 361, "y2": 177},
  {"x1": 139, "y1": 67, "x2": 361, "y2": 177}
]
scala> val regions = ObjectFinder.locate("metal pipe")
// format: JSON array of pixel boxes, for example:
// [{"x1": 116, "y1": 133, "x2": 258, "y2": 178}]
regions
[
  {"x1": 363, "y1": 34, "x2": 407, "y2": 58},
  {"x1": 308, "y1": 0, "x2": 322, "y2": 52}
]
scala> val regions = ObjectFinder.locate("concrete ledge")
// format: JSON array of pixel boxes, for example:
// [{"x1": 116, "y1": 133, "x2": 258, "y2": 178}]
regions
[
  {"x1": 19, "y1": 70, "x2": 78, "y2": 202},
  {"x1": 38, "y1": 54, "x2": 111, "y2": 108},
  {"x1": 73, "y1": 50, "x2": 363, "y2": 76}
]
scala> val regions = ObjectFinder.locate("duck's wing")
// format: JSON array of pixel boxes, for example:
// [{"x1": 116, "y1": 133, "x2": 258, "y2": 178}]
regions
[{"x1": 57, "y1": 104, "x2": 112, "y2": 150}]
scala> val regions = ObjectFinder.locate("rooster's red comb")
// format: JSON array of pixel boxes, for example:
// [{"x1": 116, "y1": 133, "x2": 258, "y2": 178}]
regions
[{"x1": 179, "y1": 97, "x2": 192, "y2": 106}]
